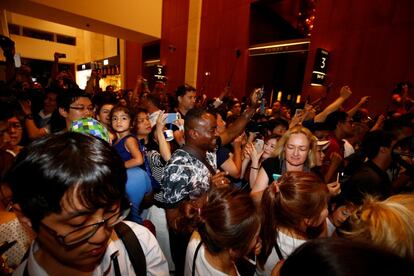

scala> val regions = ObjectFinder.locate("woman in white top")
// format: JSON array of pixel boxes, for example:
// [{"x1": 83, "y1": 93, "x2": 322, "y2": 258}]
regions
[
  {"x1": 257, "y1": 171, "x2": 329, "y2": 276},
  {"x1": 182, "y1": 186, "x2": 261, "y2": 276}
]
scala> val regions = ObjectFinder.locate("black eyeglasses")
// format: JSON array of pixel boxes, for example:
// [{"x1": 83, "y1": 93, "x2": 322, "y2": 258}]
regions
[
  {"x1": 7, "y1": 122, "x2": 22, "y2": 130},
  {"x1": 69, "y1": 105, "x2": 95, "y2": 112},
  {"x1": 40, "y1": 207, "x2": 130, "y2": 246}
]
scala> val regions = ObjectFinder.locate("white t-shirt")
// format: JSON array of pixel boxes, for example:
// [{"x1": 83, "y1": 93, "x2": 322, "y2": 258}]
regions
[
  {"x1": 343, "y1": 139, "x2": 355, "y2": 158},
  {"x1": 13, "y1": 221, "x2": 169, "y2": 276},
  {"x1": 184, "y1": 232, "x2": 240, "y2": 276},
  {"x1": 256, "y1": 231, "x2": 306, "y2": 276},
  {"x1": 326, "y1": 217, "x2": 337, "y2": 236}
]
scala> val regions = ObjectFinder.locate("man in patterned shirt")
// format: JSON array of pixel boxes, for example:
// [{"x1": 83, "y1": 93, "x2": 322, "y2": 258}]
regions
[
  {"x1": 160, "y1": 108, "x2": 229, "y2": 205},
  {"x1": 157, "y1": 89, "x2": 260, "y2": 275}
]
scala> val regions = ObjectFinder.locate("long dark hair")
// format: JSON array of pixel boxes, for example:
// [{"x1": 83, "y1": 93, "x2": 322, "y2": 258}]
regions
[{"x1": 177, "y1": 186, "x2": 260, "y2": 258}]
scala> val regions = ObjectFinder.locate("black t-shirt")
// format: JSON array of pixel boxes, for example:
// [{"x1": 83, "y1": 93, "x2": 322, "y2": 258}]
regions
[
  {"x1": 261, "y1": 157, "x2": 283, "y2": 181},
  {"x1": 216, "y1": 146, "x2": 230, "y2": 168}
]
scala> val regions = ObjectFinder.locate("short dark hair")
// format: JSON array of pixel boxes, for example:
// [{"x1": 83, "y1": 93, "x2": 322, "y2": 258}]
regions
[
  {"x1": 141, "y1": 92, "x2": 163, "y2": 109},
  {"x1": 362, "y1": 130, "x2": 393, "y2": 159},
  {"x1": 7, "y1": 132, "x2": 127, "y2": 231},
  {"x1": 184, "y1": 108, "x2": 209, "y2": 132},
  {"x1": 93, "y1": 92, "x2": 117, "y2": 114},
  {"x1": 207, "y1": 106, "x2": 228, "y2": 122},
  {"x1": 324, "y1": 111, "x2": 348, "y2": 131},
  {"x1": 44, "y1": 87, "x2": 60, "y2": 97},
  {"x1": 229, "y1": 98, "x2": 240, "y2": 109},
  {"x1": 176, "y1": 84, "x2": 196, "y2": 98},
  {"x1": 269, "y1": 118, "x2": 289, "y2": 131},
  {"x1": 57, "y1": 88, "x2": 91, "y2": 111},
  {"x1": 0, "y1": 98, "x2": 19, "y2": 121},
  {"x1": 308, "y1": 121, "x2": 330, "y2": 132}
]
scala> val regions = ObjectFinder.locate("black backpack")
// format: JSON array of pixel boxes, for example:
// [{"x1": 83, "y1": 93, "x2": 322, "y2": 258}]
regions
[{"x1": 114, "y1": 222, "x2": 146, "y2": 276}]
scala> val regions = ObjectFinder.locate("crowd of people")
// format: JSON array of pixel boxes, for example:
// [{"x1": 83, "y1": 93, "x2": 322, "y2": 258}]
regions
[{"x1": 1, "y1": 35, "x2": 414, "y2": 275}]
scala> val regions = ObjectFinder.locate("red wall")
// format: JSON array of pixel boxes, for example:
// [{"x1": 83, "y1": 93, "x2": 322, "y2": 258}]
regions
[
  {"x1": 125, "y1": 40, "x2": 142, "y2": 89},
  {"x1": 126, "y1": 0, "x2": 190, "y2": 93},
  {"x1": 160, "y1": 0, "x2": 190, "y2": 94},
  {"x1": 196, "y1": 0, "x2": 251, "y2": 100},
  {"x1": 302, "y1": 0, "x2": 414, "y2": 114}
]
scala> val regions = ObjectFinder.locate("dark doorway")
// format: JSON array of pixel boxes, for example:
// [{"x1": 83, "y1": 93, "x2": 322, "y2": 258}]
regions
[
  {"x1": 21, "y1": 58, "x2": 75, "y2": 88},
  {"x1": 247, "y1": 51, "x2": 308, "y2": 105}
]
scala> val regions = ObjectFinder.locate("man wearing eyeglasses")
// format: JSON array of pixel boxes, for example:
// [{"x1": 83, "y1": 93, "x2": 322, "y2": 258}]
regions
[
  {"x1": 7, "y1": 132, "x2": 169, "y2": 275},
  {"x1": 57, "y1": 88, "x2": 95, "y2": 131}
]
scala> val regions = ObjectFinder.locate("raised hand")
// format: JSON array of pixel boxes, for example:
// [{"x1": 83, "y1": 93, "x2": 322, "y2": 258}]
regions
[
  {"x1": 327, "y1": 180, "x2": 341, "y2": 196},
  {"x1": 243, "y1": 142, "x2": 253, "y2": 160},
  {"x1": 340, "y1": 85, "x2": 352, "y2": 99},
  {"x1": 359, "y1": 96, "x2": 370, "y2": 106},
  {"x1": 156, "y1": 110, "x2": 167, "y2": 131},
  {"x1": 19, "y1": 99, "x2": 32, "y2": 115},
  {"x1": 250, "y1": 88, "x2": 262, "y2": 107}
]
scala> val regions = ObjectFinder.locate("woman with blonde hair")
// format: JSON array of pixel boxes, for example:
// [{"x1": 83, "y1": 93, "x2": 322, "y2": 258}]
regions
[
  {"x1": 251, "y1": 125, "x2": 317, "y2": 201},
  {"x1": 343, "y1": 194, "x2": 414, "y2": 261},
  {"x1": 257, "y1": 171, "x2": 329, "y2": 275}
]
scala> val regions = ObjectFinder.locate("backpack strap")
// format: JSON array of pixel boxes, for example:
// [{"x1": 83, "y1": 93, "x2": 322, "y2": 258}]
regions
[
  {"x1": 112, "y1": 253, "x2": 122, "y2": 276},
  {"x1": 192, "y1": 241, "x2": 203, "y2": 276},
  {"x1": 274, "y1": 239, "x2": 284, "y2": 261},
  {"x1": 114, "y1": 222, "x2": 146, "y2": 276}
]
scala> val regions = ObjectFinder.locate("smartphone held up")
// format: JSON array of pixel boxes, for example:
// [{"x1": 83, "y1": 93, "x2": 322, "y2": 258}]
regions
[
  {"x1": 165, "y1": 113, "x2": 179, "y2": 124},
  {"x1": 254, "y1": 139, "x2": 264, "y2": 153}
]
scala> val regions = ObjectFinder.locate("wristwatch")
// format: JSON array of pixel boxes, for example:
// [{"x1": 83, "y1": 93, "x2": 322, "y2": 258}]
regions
[{"x1": 24, "y1": 114, "x2": 34, "y2": 120}]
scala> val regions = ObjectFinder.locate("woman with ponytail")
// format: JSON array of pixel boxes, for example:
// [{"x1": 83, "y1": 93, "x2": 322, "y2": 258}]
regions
[
  {"x1": 181, "y1": 186, "x2": 261, "y2": 276},
  {"x1": 257, "y1": 171, "x2": 329, "y2": 275}
]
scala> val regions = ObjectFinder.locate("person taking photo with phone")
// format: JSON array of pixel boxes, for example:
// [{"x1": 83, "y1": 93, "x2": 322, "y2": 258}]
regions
[{"x1": 251, "y1": 125, "x2": 317, "y2": 204}]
